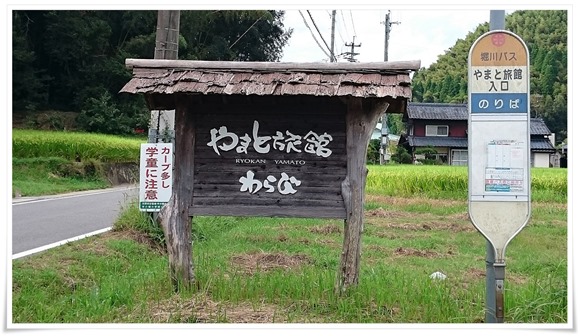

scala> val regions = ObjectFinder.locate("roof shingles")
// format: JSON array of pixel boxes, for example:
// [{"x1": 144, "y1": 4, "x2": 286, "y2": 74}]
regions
[{"x1": 120, "y1": 59, "x2": 419, "y2": 99}]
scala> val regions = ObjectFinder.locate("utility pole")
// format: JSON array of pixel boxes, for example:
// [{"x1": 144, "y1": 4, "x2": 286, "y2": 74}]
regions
[
  {"x1": 330, "y1": 10, "x2": 336, "y2": 62},
  {"x1": 155, "y1": 10, "x2": 180, "y2": 60},
  {"x1": 379, "y1": 11, "x2": 400, "y2": 164},
  {"x1": 344, "y1": 36, "x2": 361, "y2": 62},
  {"x1": 383, "y1": 10, "x2": 400, "y2": 62},
  {"x1": 149, "y1": 10, "x2": 180, "y2": 144}
]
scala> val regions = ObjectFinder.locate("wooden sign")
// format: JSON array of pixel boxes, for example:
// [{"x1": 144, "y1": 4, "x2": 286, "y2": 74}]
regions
[
  {"x1": 121, "y1": 59, "x2": 420, "y2": 291},
  {"x1": 190, "y1": 97, "x2": 347, "y2": 218}
]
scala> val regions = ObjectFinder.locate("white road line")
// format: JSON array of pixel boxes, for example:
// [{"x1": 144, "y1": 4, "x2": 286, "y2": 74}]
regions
[
  {"x1": 12, "y1": 186, "x2": 138, "y2": 206},
  {"x1": 12, "y1": 227, "x2": 113, "y2": 260}
]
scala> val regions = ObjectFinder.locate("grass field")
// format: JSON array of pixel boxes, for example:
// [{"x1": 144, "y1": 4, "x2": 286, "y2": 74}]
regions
[
  {"x1": 11, "y1": 165, "x2": 568, "y2": 324},
  {"x1": 10, "y1": 130, "x2": 569, "y2": 325}
]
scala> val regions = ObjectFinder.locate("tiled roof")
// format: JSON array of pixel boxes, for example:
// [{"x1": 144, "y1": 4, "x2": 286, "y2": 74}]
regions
[
  {"x1": 530, "y1": 118, "x2": 552, "y2": 135},
  {"x1": 405, "y1": 136, "x2": 555, "y2": 153},
  {"x1": 407, "y1": 103, "x2": 468, "y2": 120},
  {"x1": 406, "y1": 103, "x2": 552, "y2": 135},
  {"x1": 407, "y1": 136, "x2": 468, "y2": 148},
  {"x1": 531, "y1": 138, "x2": 557, "y2": 152}
]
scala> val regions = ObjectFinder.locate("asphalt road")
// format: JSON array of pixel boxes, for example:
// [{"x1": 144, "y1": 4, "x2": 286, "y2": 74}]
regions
[{"x1": 11, "y1": 185, "x2": 139, "y2": 256}]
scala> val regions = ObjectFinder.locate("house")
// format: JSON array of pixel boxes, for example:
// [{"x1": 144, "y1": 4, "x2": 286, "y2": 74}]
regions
[{"x1": 398, "y1": 102, "x2": 557, "y2": 167}]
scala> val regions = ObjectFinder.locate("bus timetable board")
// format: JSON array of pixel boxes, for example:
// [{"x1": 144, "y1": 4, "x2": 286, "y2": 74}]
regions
[{"x1": 467, "y1": 30, "x2": 531, "y2": 263}]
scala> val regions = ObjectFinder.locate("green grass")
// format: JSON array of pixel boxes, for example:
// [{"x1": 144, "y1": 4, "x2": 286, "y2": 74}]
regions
[
  {"x1": 12, "y1": 191, "x2": 567, "y2": 324},
  {"x1": 12, "y1": 129, "x2": 143, "y2": 163},
  {"x1": 12, "y1": 157, "x2": 111, "y2": 197},
  {"x1": 10, "y1": 133, "x2": 568, "y2": 324},
  {"x1": 12, "y1": 130, "x2": 144, "y2": 196},
  {"x1": 367, "y1": 164, "x2": 567, "y2": 203}
]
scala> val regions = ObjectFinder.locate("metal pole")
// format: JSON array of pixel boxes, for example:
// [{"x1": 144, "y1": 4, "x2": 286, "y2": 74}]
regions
[
  {"x1": 330, "y1": 10, "x2": 336, "y2": 62},
  {"x1": 490, "y1": 10, "x2": 506, "y2": 31},
  {"x1": 384, "y1": 13, "x2": 389, "y2": 62},
  {"x1": 485, "y1": 10, "x2": 505, "y2": 324},
  {"x1": 379, "y1": 11, "x2": 399, "y2": 164},
  {"x1": 485, "y1": 242, "x2": 497, "y2": 322},
  {"x1": 380, "y1": 13, "x2": 390, "y2": 165},
  {"x1": 494, "y1": 262, "x2": 506, "y2": 323}
]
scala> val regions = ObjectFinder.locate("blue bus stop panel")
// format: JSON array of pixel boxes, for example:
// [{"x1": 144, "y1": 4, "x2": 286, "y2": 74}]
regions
[{"x1": 471, "y1": 93, "x2": 528, "y2": 113}]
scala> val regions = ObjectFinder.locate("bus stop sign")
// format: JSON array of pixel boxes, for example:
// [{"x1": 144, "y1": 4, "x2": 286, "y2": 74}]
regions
[{"x1": 467, "y1": 30, "x2": 531, "y2": 264}]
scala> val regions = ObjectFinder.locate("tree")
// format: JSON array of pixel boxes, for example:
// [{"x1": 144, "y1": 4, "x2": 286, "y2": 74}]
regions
[
  {"x1": 12, "y1": 12, "x2": 50, "y2": 113},
  {"x1": 409, "y1": 10, "x2": 567, "y2": 143},
  {"x1": 387, "y1": 113, "x2": 404, "y2": 135},
  {"x1": 179, "y1": 10, "x2": 291, "y2": 61},
  {"x1": 12, "y1": 10, "x2": 293, "y2": 134}
]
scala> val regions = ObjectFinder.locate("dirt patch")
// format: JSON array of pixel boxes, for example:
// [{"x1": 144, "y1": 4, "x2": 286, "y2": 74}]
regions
[
  {"x1": 366, "y1": 208, "x2": 415, "y2": 218},
  {"x1": 367, "y1": 217, "x2": 474, "y2": 233},
  {"x1": 309, "y1": 224, "x2": 342, "y2": 235},
  {"x1": 466, "y1": 267, "x2": 486, "y2": 279},
  {"x1": 393, "y1": 246, "x2": 441, "y2": 258},
  {"x1": 366, "y1": 194, "x2": 466, "y2": 208},
  {"x1": 230, "y1": 252, "x2": 312, "y2": 275},
  {"x1": 148, "y1": 293, "x2": 290, "y2": 323},
  {"x1": 448, "y1": 212, "x2": 471, "y2": 221},
  {"x1": 107, "y1": 229, "x2": 166, "y2": 255}
]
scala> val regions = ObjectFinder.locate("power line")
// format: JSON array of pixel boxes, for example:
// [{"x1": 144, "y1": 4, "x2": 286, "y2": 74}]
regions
[
  {"x1": 306, "y1": 10, "x2": 333, "y2": 58},
  {"x1": 349, "y1": 10, "x2": 357, "y2": 37},
  {"x1": 229, "y1": 14, "x2": 264, "y2": 49},
  {"x1": 298, "y1": 10, "x2": 331, "y2": 59},
  {"x1": 334, "y1": 11, "x2": 346, "y2": 46},
  {"x1": 340, "y1": 11, "x2": 350, "y2": 38}
]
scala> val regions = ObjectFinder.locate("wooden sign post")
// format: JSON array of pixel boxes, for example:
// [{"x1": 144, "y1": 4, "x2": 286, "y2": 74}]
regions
[{"x1": 121, "y1": 59, "x2": 419, "y2": 292}]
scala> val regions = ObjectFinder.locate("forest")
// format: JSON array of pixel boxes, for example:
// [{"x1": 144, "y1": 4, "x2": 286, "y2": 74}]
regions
[
  {"x1": 12, "y1": 10, "x2": 567, "y2": 144},
  {"x1": 410, "y1": 10, "x2": 567, "y2": 143},
  {"x1": 12, "y1": 10, "x2": 292, "y2": 134}
]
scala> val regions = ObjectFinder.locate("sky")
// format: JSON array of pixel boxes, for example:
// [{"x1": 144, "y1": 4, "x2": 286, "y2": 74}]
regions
[{"x1": 280, "y1": 9, "x2": 493, "y2": 67}]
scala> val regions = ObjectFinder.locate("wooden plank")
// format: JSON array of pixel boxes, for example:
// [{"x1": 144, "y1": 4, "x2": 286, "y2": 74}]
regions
[
  {"x1": 132, "y1": 68, "x2": 169, "y2": 78},
  {"x1": 341, "y1": 73, "x2": 365, "y2": 84},
  {"x1": 125, "y1": 58, "x2": 421, "y2": 72},
  {"x1": 192, "y1": 196, "x2": 343, "y2": 206},
  {"x1": 192, "y1": 186, "x2": 344, "y2": 198},
  {"x1": 189, "y1": 205, "x2": 346, "y2": 218},
  {"x1": 304, "y1": 73, "x2": 322, "y2": 84},
  {"x1": 193, "y1": 160, "x2": 347, "y2": 172},
  {"x1": 320, "y1": 73, "x2": 342, "y2": 85},
  {"x1": 193, "y1": 174, "x2": 345, "y2": 190},
  {"x1": 315, "y1": 84, "x2": 338, "y2": 96},
  {"x1": 195, "y1": 112, "x2": 346, "y2": 123},
  {"x1": 180, "y1": 70, "x2": 204, "y2": 81}
]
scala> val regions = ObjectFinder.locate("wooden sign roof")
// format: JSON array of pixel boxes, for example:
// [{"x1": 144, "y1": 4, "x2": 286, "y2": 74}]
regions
[{"x1": 120, "y1": 59, "x2": 420, "y2": 106}]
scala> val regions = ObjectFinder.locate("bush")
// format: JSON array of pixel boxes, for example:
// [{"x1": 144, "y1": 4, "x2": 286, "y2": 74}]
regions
[
  {"x1": 391, "y1": 146, "x2": 412, "y2": 164},
  {"x1": 76, "y1": 90, "x2": 149, "y2": 136},
  {"x1": 415, "y1": 146, "x2": 440, "y2": 165}
]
